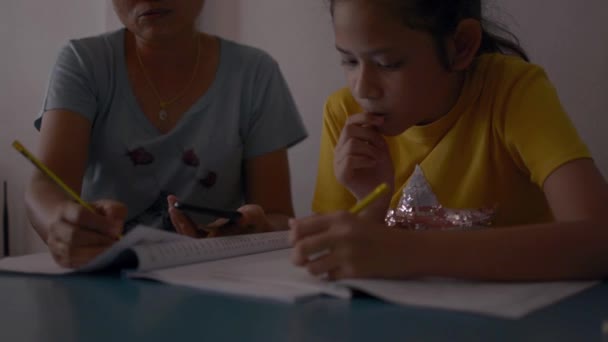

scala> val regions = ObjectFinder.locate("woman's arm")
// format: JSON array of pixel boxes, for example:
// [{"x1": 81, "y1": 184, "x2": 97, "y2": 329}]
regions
[
  {"x1": 245, "y1": 148, "x2": 295, "y2": 230},
  {"x1": 25, "y1": 110, "x2": 91, "y2": 241}
]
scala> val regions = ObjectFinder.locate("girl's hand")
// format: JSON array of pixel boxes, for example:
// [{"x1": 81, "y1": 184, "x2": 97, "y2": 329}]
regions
[
  {"x1": 167, "y1": 195, "x2": 273, "y2": 238},
  {"x1": 46, "y1": 200, "x2": 126, "y2": 268},
  {"x1": 289, "y1": 212, "x2": 409, "y2": 280},
  {"x1": 334, "y1": 113, "x2": 395, "y2": 201}
]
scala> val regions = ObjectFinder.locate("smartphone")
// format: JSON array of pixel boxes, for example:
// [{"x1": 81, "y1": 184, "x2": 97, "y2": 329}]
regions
[{"x1": 173, "y1": 202, "x2": 243, "y2": 221}]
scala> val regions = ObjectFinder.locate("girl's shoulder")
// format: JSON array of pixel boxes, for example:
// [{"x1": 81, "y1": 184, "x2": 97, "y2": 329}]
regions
[{"x1": 473, "y1": 53, "x2": 548, "y2": 90}]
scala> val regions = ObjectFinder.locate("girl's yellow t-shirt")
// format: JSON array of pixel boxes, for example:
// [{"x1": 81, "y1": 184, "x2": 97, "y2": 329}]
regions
[{"x1": 313, "y1": 53, "x2": 591, "y2": 226}]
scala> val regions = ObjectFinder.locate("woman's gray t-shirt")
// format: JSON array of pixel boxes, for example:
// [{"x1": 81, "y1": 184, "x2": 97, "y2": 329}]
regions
[{"x1": 37, "y1": 29, "x2": 307, "y2": 231}]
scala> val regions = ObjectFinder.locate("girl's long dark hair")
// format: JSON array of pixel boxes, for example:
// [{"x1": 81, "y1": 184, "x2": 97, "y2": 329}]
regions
[{"x1": 329, "y1": 0, "x2": 529, "y2": 68}]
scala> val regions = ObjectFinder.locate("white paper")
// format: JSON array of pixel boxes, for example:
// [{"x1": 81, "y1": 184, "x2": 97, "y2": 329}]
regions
[
  {"x1": 80, "y1": 225, "x2": 191, "y2": 272},
  {"x1": 0, "y1": 228, "x2": 289, "y2": 275},
  {"x1": 0, "y1": 253, "x2": 71, "y2": 275},
  {"x1": 339, "y1": 278, "x2": 598, "y2": 319},
  {"x1": 0, "y1": 228, "x2": 598, "y2": 319},
  {"x1": 132, "y1": 230, "x2": 290, "y2": 271},
  {"x1": 0, "y1": 225, "x2": 189, "y2": 274},
  {"x1": 131, "y1": 249, "x2": 352, "y2": 302},
  {"x1": 133, "y1": 248, "x2": 598, "y2": 318}
]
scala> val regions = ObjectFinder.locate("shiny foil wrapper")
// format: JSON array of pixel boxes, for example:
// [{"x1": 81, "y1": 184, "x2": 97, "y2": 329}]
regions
[{"x1": 385, "y1": 166, "x2": 495, "y2": 230}]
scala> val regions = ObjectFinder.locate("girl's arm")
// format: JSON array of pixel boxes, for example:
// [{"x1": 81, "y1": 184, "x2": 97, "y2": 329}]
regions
[
  {"x1": 386, "y1": 158, "x2": 608, "y2": 280},
  {"x1": 409, "y1": 218, "x2": 608, "y2": 281},
  {"x1": 290, "y1": 159, "x2": 608, "y2": 280}
]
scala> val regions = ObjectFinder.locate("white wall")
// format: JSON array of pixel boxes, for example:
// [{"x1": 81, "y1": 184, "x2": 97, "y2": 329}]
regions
[
  {"x1": 1, "y1": 0, "x2": 607, "y2": 254},
  {"x1": 230, "y1": 0, "x2": 608, "y2": 216},
  {"x1": 492, "y1": 0, "x2": 608, "y2": 174},
  {"x1": 234, "y1": 0, "x2": 345, "y2": 217},
  {"x1": 1, "y1": 1, "x2": 107, "y2": 254}
]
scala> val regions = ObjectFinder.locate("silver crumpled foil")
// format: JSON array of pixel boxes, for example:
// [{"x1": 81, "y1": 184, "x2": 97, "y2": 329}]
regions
[{"x1": 385, "y1": 165, "x2": 495, "y2": 230}]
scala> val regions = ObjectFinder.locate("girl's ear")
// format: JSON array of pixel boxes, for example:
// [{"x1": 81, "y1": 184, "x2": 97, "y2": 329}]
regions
[{"x1": 447, "y1": 18, "x2": 482, "y2": 71}]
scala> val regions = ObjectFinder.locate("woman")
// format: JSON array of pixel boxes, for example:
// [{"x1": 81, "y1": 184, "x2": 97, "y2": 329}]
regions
[{"x1": 25, "y1": 0, "x2": 307, "y2": 268}]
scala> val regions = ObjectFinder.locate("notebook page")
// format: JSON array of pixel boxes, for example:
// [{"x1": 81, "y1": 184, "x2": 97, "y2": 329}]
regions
[
  {"x1": 132, "y1": 230, "x2": 291, "y2": 271},
  {"x1": 339, "y1": 278, "x2": 598, "y2": 319},
  {"x1": 78, "y1": 225, "x2": 190, "y2": 272},
  {"x1": 0, "y1": 253, "x2": 70, "y2": 275},
  {"x1": 0, "y1": 225, "x2": 188, "y2": 274},
  {"x1": 131, "y1": 249, "x2": 351, "y2": 301}
]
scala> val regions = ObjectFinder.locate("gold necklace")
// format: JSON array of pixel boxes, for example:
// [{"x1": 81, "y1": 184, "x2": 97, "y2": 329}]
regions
[{"x1": 135, "y1": 35, "x2": 201, "y2": 121}]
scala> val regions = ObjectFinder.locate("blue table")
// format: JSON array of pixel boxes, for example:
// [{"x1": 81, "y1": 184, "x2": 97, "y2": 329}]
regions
[{"x1": 0, "y1": 273, "x2": 606, "y2": 341}]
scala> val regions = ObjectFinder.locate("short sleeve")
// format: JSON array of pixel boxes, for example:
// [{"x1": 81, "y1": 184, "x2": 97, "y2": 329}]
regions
[
  {"x1": 311, "y1": 91, "x2": 357, "y2": 213},
  {"x1": 35, "y1": 42, "x2": 98, "y2": 130},
  {"x1": 499, "y1": 66, "x2": 591, "y2": 187},
  {"x1": 242, "y1": 56, "x2": 307, "y2": 159}
]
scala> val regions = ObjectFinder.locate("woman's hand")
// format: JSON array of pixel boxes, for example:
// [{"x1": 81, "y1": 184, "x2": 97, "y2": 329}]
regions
[
  {"x1": 46, "y1": 200, "x2": 126, "y2": 268},
  {"x1": 334, "y1": 113, "x2": 394, "y2": 201},
  {"x1": 289, "y1": 212, "x2": 410, "y2": 280},
  {"x1": 167, "y1": 195, "x2": 274, "y2": 238}
]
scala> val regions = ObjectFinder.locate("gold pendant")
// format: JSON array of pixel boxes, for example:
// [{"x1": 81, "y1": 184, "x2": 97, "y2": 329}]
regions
[
  {"x1": 159, "y1": 105, "x2": 168, "y2": 121},
  {"x1": 159, "y1": 109, "x2": 168, "y2": 121}
]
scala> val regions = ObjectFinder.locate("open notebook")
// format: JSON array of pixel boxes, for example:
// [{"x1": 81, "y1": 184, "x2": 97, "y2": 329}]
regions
[{"x1": 0, "y1": 225, "x2": 598, "y2": 319}]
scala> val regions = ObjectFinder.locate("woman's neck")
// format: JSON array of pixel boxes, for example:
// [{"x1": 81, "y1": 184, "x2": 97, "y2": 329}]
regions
[{"x1": 127, "y1": 28, "x2": 201, "y2": 72}]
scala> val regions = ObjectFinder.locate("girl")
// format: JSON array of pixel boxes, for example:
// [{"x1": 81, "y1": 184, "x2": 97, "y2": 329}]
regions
[
  {"x1": 26, "y1": 0, "x2": 306, "y2": 268},
  {"x1": 289, "y1": 0, "x2": 608, "y2": 280}
]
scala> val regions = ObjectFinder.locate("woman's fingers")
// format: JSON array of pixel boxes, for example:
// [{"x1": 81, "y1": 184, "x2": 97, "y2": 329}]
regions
[
  {"x1": 169, "y1": 207, "x2": 199, "y2": 238},
  {"x1": 52, "y1": 221, "x2": 116, "y2": 247},
  {"x1": 60, "y1": 202, "x2": 120, "y2": 238},
  {"x1": 47, "y1": 224, "x2": 114, "y2": 268},
  {"x1": 93, "y1": 200, "x2": 128, "y2": 236},
  {"x1": 66, "y1": 246, "x2": 111, "y2": 268},
  {"x1": 167, "y1": 195, "x2": 200, "y2": 238}
]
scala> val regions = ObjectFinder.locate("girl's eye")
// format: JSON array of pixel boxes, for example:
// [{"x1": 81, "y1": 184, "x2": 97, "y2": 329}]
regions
[
  {"x1": 377, "y1": 61, "x2": 404, "y2": 70},
  {"x1": 340, "y1": 59, "x2": 358, "y2": 67}
]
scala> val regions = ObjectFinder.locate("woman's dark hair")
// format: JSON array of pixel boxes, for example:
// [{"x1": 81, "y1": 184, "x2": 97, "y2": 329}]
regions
[{"x1": 329, "y1": 0, "x2": 529, "y2": 68}]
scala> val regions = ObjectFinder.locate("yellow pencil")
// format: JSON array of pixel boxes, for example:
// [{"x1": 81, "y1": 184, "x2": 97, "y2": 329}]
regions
[
  {"x1": 349, "y1": 183, "x2": 389, "y2": 215},
  {"x1": 12, "y1": 140, "x2": 96, "y2": 213}
]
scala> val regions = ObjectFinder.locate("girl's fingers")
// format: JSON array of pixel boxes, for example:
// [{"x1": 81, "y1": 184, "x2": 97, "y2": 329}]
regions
[
  {"x1": 291, "y1": 229, "x2": 337, "y2": 266},
  {"x1": 304, "y1": 251, "x2": 341, "y2": 277},
  {"x1": 345, "y1": 112, "x2": 384, "y2": 127},
  {"x1": 338, "y1": 123, "x2": 386, "y2": 150},
  {"x1": 337, "y1": 155, "x2": 377, "y2": 170},
  {"x1": 288, "y1": 214, "x2": 339, "y2": 244},
  {"x1": 336, "y1": 137, "x2": 381, "y2": 162}
]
